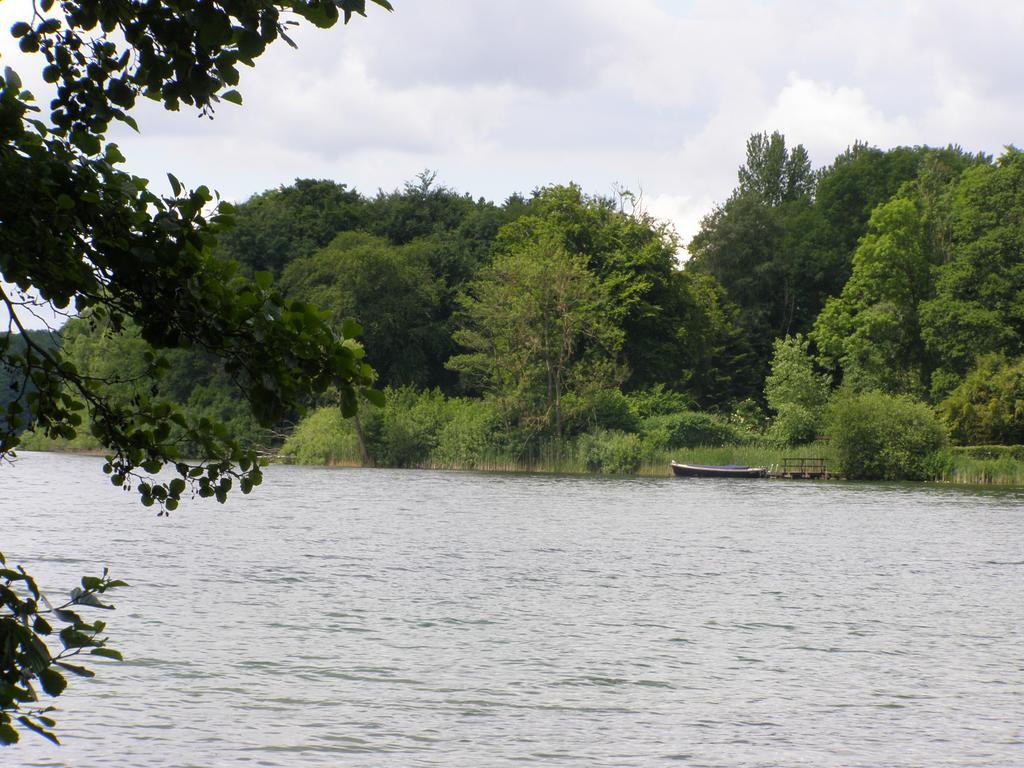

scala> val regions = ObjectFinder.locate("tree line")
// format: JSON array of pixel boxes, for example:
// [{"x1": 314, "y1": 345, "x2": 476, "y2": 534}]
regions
[{"x1": 23, "y1": 135, "x2": 1024, "y2": 467}]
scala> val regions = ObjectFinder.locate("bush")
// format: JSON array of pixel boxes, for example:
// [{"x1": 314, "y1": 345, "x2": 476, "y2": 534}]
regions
[
  {"x1": 769, "y1": 403, "x2": 820, "y2": 445},
  {"x1": 640, "y1": 410, "x2": 747, "y2": 449},
  {"x1": 364, "y1": 387, "x2": 449, "y2": 467},
  {"x1": 939, "y1": 354, "x2": 1024, "y2": 445},
  {"x1": 280, "y1": 407, "x2": 361, "y2": 465},
  {"x1": 561, "y1": 387, "x2": 639, "y2": 435},
  {"x1": 827, "y1": 389, "x2": 947, "y2": 480},
  {"x1": 431, "y1": 398, "x2": 504, "y2": 468},
  {"x1": 765, "y1": 334, "x2": 830, "y2": 444},
  {"x1": 577, "y1": 429, "x2": 642, "y2": 474},
  {"x1": 624, "y1": 385, "x2": 695, "y2": 420}
]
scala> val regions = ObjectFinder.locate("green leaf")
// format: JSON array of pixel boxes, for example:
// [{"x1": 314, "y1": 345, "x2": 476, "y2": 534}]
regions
[
  {"x1": 37, "y1": 668, "x2": 67, "y2": 697},
  {"x1": 90, "y1": 647, "x2": 123, "y2": 661},
  {"x1": 362, "y1": 387, "x2": 385, "y2": 407},
  {"x1": 221, "y1": 89, "x2": 243, "y2": 105},
  {"x1": 81, "y1": 575, "x2": 102, "y2": 590},
  {"x1": 104, "y1": 144, "x2": 126, "y2": 164},
  {"x1": 341, "y1": 318, "x2": 364, "y2": 339},
  {"x1": 0, "y1": 721, "x2": 19, "y2": 745},
  {"x1": 56, "y1": 194, "x2": 75, "y2": 210},
  {"x1": 54, "y1": 661, "x2": 95, "y2": 678},
  {"x1": 17, "y1": 716, "x2": 59, "y2": 745},
  {"x1": 254, "y1": 271, "x2": 274, "y2": 291}
]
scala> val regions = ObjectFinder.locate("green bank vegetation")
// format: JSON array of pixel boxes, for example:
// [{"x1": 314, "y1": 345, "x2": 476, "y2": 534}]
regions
[{"x1": 18, "y1": 138, "x2": 1024, "y2": 485}]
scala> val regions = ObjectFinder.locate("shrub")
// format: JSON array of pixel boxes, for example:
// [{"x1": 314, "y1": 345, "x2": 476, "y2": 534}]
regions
[
  {"x1": 577, "y1": 429, "x2": 642, "y2": 474},
  {"x1": 365, "y1": 387, "x2": 448, "y2": 467},
  {"x1": 769, "y1": 403, "x2": 821, "y2": 446},
  {"x1": 624, "y1": 385, "x2": 695, "y2": 420},
  {"x1": 640, "y1": 410, "x2": 747, "y2": 449},
  {"x1": 431, "y1": 397, "x2": 504, "y2": 468},
  {"x1": 280, "y1": 407, "x2": 361, "y2": 465},
  {"x1": 765, "y1": 334, "x2": 830, "y2": 444},
  {"x1": 561, "y1": 387, "x2": 639, "y2": 435},
  {"x1": 939, "y1": 354, "x2": 1024, "y2": 445},
  {"x1": 827, "y1": 389, "x2": 947, "y2": 480}
]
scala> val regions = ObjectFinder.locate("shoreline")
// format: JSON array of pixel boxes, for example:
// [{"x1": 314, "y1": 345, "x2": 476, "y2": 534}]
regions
[{"x1": 13, "y1": 446, "x2": 1024, "y2": 488}]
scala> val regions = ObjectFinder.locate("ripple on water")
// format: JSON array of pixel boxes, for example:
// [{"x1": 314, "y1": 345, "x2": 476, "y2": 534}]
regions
[{"x1": 2, "y1": 453, "x2": 1024, "y2": 767}]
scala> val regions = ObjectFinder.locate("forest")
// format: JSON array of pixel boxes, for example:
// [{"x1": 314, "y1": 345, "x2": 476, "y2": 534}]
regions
[{"x1": 15, "y1": 133, "x2": 1024, "y2": 483}]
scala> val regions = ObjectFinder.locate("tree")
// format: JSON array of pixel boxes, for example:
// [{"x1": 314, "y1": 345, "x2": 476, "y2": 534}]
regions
[
  {"x1": 737, "y1": 131, "x2": 814, "y2": 206},
  {"x1": 687, "y1": 131, "x2": 820, "y2": 390},
  {"x1": 764, "y1": 334, "x2": 830, "y2": 444},
  {"x1": 216, "y1": 179, "x2": 370, "y2": 277},
  {"x1": 812, "y1": 195, "x2": 933, "y2": 395},
  {"x1": 496, "y1": 184, "x2": 736, "y2": 398},
  {"x1": 1, "y1": 0, "x2": 390, "y2": 745},
  {"x1": 448, "y1": 236, "x2": 622, "y2": 440},
  {"x1": 280, "y1": 231, "x2": 445, "y2": 388},
  {"x1": 920, "y1": 148, "x2": 1024, "y2": 397},
  {"x1": 939, "y1": 354, "x2": 1024, "y2": 445}
]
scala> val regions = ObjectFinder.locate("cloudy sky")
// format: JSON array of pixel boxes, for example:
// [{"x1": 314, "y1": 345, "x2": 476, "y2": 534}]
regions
[{"x1": 2, "y1": 0, "x2": 1023, "y2": 256}]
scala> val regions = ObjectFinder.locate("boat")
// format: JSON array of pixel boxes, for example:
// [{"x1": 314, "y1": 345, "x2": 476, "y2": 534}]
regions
[{"x1": 670, "y1": 461, "x2": 767, "y2": 478}]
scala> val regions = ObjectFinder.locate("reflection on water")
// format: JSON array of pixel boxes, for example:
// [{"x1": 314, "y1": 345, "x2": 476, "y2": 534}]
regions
[{"x1": 3, "y1": 451, "x2": 1024, "y2": 767}]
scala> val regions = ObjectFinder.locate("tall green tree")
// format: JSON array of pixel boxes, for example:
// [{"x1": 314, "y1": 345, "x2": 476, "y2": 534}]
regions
[
  {"x1": 449, "y1": 236, "x2": 622, "y2": 439},
  {"x1": 812, "y1": 195, "x2": 932, "y2": 395},
  {"x1": 920, "y1": 148, "x2": 1024, "y2": 397},
  {"x1": 687, "y1": 131, "x2": 820, "y2": 390},
  {"x1": 764, "y1": 334, "x2": 830, "y2": 444},
  {"x1": 1, "y1": 0, "x2": 390, "y2": 745},
  {"x1": 496, "y1": 184, "x2": 737, "y2": 398}
]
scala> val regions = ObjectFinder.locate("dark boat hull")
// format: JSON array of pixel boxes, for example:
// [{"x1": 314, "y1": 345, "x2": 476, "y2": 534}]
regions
[{"x1": 670, "y1": 462, "x2": 767, "y2": 478}]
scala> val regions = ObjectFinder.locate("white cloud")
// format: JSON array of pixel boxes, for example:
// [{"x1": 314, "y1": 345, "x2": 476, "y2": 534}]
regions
[
  {"x1": 1, "y1": 0, "x2": 1021, "y2": 248},
  {"x1": 762, "y1": 75, "x2": 915, "y2": 161}
]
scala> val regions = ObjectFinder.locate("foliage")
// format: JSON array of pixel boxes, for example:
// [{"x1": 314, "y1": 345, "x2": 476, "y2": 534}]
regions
[
  {"x1": 687, "y1": 131, "x2": 821, "y2": 387},
  {"x1": 280, "y1": 231, "x2": 445, "y2": 388},
  {"x1": 939, "y1": 355, "x2": 1024, "y2": 445},
  {"x1": 812, "y1": 195, "x2": 932, "y2": 394},
  {"x1": 919, "y1": 148, "x2": 1024, "y2": 396},
  {"x1": 430, "y1": 397, "x2": 504, "y2": 469},
  {"x1": 498, "y1": 184, "x2": 744, "y2": 398},
  {"x1": 561, "y1": 385, "x2": 639, "y2": 436},
  {"x1": 764, "y1": 334, "x2": 830, "y2": 444},
  {"x1": 0, "y1": 331, "x2": 59, "y2": 437},
  {"x1": 279, "y1": 405, "x2": 362, "y2": 466},
  {"x1": 360, "y1": 387, "x2": 450, "y2": 468},
  {"x1": 216, "y1": 179, "x2": 369, "y2": 277},
  {"x1": 449, "y1": 235, "x2": 622, "y2": 439},
  {"x1": 577, "y1": 429, "x2": 642, "y2": 474},
  {"x1": 640, "y1": 411, "x2": 749, "y2": 450},
  {"x1": 826, "y1": 389, "x2": 947, "y2": 480},
  {"x1": 2, "y1": 0, "x2": 388, "y2": 744},
  {"x1": 1, "y1": 553, "x2": 126, "y2": 745},
  {"x1": 623, "y1": 384, "x2": 696, "y2": 420}
]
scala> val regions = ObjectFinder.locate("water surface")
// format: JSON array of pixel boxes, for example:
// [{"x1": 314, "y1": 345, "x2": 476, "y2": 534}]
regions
[{"x1": 2, "y1": 452, "x2": 1023, "y2": 766}]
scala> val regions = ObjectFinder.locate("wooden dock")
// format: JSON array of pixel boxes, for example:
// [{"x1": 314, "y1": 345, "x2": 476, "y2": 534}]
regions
[{"x1": 769, "y1": 458, "x2": 831, "y2": 479}]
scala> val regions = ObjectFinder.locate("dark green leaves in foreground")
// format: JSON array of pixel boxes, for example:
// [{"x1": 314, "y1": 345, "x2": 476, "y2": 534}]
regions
[{"x1": 0, "y1": 553, "x2": 127, "y2": 745}]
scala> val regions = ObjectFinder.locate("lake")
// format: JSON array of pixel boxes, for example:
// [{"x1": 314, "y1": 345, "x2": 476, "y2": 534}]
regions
[{"x1": 2, "y1": 451, "x2": 1023, "y2": 766}]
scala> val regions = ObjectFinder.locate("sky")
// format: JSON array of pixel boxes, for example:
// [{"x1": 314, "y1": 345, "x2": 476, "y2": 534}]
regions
[{"x1": 2, "y1": 0, "x2": 1023, "y2": 328}]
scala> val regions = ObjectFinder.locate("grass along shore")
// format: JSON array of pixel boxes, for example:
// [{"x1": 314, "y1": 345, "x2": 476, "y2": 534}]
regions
[{"x1": 280, "y1": 439, "x2": 1024, "y2": 486}]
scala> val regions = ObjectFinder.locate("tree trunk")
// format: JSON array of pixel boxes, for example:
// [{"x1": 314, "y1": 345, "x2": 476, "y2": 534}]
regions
[{"x1": 352, "y1": 412, "x2": 372, "y2": 466}]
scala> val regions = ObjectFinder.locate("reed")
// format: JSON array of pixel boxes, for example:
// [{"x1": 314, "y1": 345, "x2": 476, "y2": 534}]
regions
[{"x1": 941, "y1": 454, "x2": 1024, "y2": 486}]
